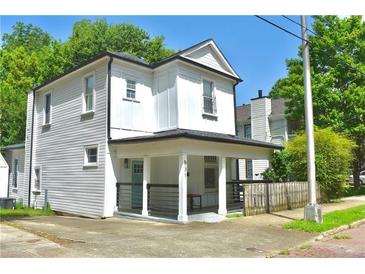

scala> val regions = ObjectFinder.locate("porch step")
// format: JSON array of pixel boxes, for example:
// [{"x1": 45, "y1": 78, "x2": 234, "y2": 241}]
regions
[{"x1": 188, "y1": 212, "x2": 226, "y2": 223}]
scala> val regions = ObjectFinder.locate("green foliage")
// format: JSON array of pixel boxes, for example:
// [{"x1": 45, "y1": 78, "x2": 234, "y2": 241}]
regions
[
  {"x1": 0, "y1": 204, "x2": 54, "y2": 220},
  {"x1": 286, "y1": 128, "x2": 356, "y2": 201},
  {"x1": 0, "y1": 19, "x2": 174, "y2": 147},
  {"x1": 283, "y1": 204, "x2": 365, "y2": 233},
  {"x1": 269, "y1": 16, "x2": 365, "y2": 185},
  {"x1": 262, "y1": 151, "x2": 291, "y2": 182}
]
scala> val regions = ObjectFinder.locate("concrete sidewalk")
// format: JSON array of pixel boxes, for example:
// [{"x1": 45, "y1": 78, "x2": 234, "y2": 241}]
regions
[{"x1": 1, "y1": 196, "x2": 364, "y2": 258}]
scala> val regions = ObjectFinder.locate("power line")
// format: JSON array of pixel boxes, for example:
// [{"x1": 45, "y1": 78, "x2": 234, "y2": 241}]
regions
[
  {"x1": 254, "y1": 15, "x2": 309, "y2": 43},
  {"x1": 281, "y1": 15, "x2": 317, "y2": 35},
  {"x1": 255, "y1": 15, "x2": 365, "y2": 78}
]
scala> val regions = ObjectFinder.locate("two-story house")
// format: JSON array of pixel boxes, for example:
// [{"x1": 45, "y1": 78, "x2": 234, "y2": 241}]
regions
[
  {"x1": 3, "y1": 39, "x2": 281, "y2": 222},
  {"x1": 236, "y1": 90, "x2": 296, "y2": 180}
]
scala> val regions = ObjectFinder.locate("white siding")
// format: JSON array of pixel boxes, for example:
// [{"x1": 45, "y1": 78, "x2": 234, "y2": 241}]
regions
[
  {"x1": 176, "y1": 63, "x2": 235, "y2": 135},
  {"x1": 28, "y1": 61, "x2": 108, "y2": 217},
  {"x1": 0, "y1": 153, "x2": 9, "y2": 197},
  {"x1": 238, "y1": 159, "x2": 246, "y2": 180},
  {"x1": 252, "y1": 160, "x2": 269, "y2": 180},
  {"x1": 4, "y1": 149, "x2": 25, "y2": 202},
  {"x1": 154, "y1": 69, "x2": 178, "y2": 131},
  {"x1": 184, "y1": 45, "x2": 231, "y2": 75},
  {"x1": 23, "y1": 90, "x2": 34, "y2": 206},
  {"x1": 110, "y1": 61, "x2": 155, "y2": 138}
]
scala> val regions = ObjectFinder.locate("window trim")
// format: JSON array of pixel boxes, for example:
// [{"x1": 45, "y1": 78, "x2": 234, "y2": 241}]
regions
[
  {"x1": 82, "y1": 72, "x2": 96, "y2": 114},
  {"x1": 84, "y1": 144, "x2": 99, "y2": 167},
  {"x1": 243, "y1": 124, "x2": 252, "y2": 139},
  {"x1": 12, "y1": 159, "x2": 19, "y2": 188},
  {"x1": 125, "y1": 79, "x2": 137, "y2": 100},
  {"x1": 34, "y1": 166, "x2": 42, "y2": 191},
  {"x1": 201, "y1": 78, "x2": 217, "y2": 116},
  {"x1": 204, "y1": 156, "x2": 218, "y2": 189},
  {"x1": 43, "y1": 90, "x2": 53, "y2": 126}
]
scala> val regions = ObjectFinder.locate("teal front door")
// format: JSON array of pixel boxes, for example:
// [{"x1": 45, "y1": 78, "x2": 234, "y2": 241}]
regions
[{"x1": 131, "y1": 160, "x2": 143, "y2": 209}]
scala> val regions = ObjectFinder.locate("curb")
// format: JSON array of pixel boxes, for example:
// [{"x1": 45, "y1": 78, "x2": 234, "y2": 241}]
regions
[
  {"x1": 269, "y1": 218, "x2": 365, "y2": 257},
  {"x1": 314, "y1": 218, "x2": 365, "y2": 240}
]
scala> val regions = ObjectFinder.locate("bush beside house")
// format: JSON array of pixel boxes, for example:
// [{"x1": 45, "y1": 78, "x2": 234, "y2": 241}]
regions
[{"x1": 264, "y1": 128, "x2": 356, "y2": 202}]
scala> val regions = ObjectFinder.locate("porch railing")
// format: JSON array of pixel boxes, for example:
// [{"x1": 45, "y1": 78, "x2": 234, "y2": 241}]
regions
[
  {"x1": 116, "y1": 182, "x2": 143, "y2": 214},
  {"x1": 147, "y1": 184, "x2": 179, "y2": 217}
]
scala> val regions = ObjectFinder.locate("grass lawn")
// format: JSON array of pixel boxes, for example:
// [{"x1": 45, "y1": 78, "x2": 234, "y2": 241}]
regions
[
  {"x1": 0, "y1": 204, "x2": 54, "y2": 221},
  {"x1": 226, "y1": 212, "x2": 244, "y2": 218},
  {"x1": 283, "y1": 204, "x2": 365, "y2": 233}
]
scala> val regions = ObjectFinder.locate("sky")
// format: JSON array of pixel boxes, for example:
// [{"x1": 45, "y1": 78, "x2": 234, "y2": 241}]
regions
[{"x1": 0, "y1": 15, "x2": 314, "y2": 105}]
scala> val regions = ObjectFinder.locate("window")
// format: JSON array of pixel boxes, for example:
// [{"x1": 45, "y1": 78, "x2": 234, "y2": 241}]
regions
[
  {"x1": 34, "y1": 167, "x2": 41, "y2": 191},
  {"x1": 203, "y1": 80, "x2": 216, "y2": 114},
  {"x1": 126, "y1": 79, "x2": 136, "y2": 99},
  {"x1": 246, "y1": 160, "x2": 253, "y2": 179},
  {"x1": 204, "y1": 156, "x2": 217, "y2": 189},
  {"x1": 84, "y1": 146, "x2": 98, "y2": 166},
  {"x1": 84, "y1": 75, "x2": 94, "y2": 112},
  {"x1": 43, "y1": 92, "x2": 52, "y2": 125},
  {"x1": 13, "y1": 159, "x2": 18, "y2": 188},
  {"x1": 204, "y1": 168, "x2": 217, "y2": 188},
  {"x1": 244, "y1": 124, "x2": 252, "y2": 139}
]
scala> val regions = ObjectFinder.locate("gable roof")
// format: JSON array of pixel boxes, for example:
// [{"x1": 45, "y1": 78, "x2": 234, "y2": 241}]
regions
[{"x1": 34, "y1": 39, "x2": 241, "y2": 92}]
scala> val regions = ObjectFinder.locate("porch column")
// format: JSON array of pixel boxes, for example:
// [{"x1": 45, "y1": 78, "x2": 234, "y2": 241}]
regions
[
  {"x1": 178, "y1": 153, "x2": 188, "y2": 223},
  {"x1": 142, "y1": 157, "x2": 151, "y2": 216},
  {"x1": 218, "y1": 156, "x2": 227, "y2": 215}
]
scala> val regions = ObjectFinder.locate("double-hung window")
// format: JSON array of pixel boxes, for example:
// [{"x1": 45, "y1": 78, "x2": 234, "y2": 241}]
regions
[
  {"x1": 84, "y1": 75, "x2": 94, "y2": 112},
  {"x1": 203, "y1": 80, "x2": 216, "y2": 115},
  {"x1": 84, "y1": 145, "x2": 98, "y2": 166},
  {"x1": 246, "y1": 160, "x2": 253, "y2": 179},
  {"x1": 126, "y1": 79, "x2": 136, "y2": 99},
  {"x1": 243, "y1": 124, "x2": 252, "y2": 139},
  {"x1": 43, "y1": 92, "x2": 52, "y2": 125}
]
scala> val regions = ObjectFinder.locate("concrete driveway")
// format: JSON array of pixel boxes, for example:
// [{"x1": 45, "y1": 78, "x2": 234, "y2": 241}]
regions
[{"x1": 1, "y1": 196, "x2": 364, "y2": 258}]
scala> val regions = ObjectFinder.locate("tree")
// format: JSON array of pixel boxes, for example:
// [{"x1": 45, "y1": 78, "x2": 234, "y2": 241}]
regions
[
  {"x1": 270, "y1": 16, "x2": 365, "y2": 187},
  {"x1": 0, "y1": 19, "x2": 174, "y2": 147},
  {"x1": 63, "y1": 19, "x2": 174, "y2": 68},
  {"x1": 262, "y1": 151, "x2": 291, "y2": 182},
  {"x1": 286, "y1": 128, "x2": 356, "y2": 201}
]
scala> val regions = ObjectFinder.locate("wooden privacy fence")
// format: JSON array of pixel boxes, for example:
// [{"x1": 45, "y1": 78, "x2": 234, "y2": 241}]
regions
[{"x1": 241, "y1": 181, "x2": 320, "y2": 216}]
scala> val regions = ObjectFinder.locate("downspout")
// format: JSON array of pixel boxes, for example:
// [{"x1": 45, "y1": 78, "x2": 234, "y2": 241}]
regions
[
  {"x1": 233, "y1": 82, "x2": 238, "y2": 136},
  {"x1": 107, "y1": 57, "x2": 113, "y2": 140},
  {"x1": 27, "y1": 90, "x2": 35, "y2": 207},
  {"x1": 233, "y1": 80, "x2": 240, "y2": 180}
]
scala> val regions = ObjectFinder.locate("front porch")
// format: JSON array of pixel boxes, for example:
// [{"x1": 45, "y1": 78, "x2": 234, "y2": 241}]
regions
[{"x1": 108, "y1": 132, "x2": 280, "y2": 223}]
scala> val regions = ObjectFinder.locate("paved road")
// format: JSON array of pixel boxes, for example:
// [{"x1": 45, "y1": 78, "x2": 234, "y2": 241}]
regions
[
  {"x1": 1, "y1": 196, "x2": 364, "y2": 258},
  {"x1": 278, "y1": 223, "x2": 365, "y2": 258}
]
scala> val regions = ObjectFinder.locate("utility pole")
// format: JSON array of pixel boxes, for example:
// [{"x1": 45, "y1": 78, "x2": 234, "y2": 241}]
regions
[{"x1": 301, "y1": 15, "x2": 322, "y2": 223}]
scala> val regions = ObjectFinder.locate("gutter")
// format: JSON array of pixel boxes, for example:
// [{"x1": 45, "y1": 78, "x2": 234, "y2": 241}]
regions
[
  {"x1": 107, "y1": 57, "x2": 114, "y2": 140},
  {"x1": 27, "y1": 90, "x2": 35, "y2": 207}
]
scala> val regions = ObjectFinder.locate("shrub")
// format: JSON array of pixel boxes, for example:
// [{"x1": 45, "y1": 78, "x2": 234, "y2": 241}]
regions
[
  {"x1": 286, "y1": 128, "x2": 355, "y2": 201},
  {"x1": 262, "y1": 151, "x2": 291, "y2": 182}
]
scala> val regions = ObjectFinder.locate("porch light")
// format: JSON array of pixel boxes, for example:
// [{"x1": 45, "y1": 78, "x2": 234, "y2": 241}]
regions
[{"x1": 124, "y1": 159, "x2": 130, "y2": 169}]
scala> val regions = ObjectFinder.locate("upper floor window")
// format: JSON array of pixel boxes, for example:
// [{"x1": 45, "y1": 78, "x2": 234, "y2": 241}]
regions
[
  {"x1": 126, "y1": 79, "x2": 136, "y2": 99},
  {"x1": 83, "y1": 74, "x2": 95, "y2": 112},
  {"x1": 203, "y1": 80, "x2": 216, "y2": 115},
  {"x1": 43, "y1": 92, "x2": 52, "y2": 125},
  {"x1": 243, "y1": 124, "x2": 252, "y2": 139}
]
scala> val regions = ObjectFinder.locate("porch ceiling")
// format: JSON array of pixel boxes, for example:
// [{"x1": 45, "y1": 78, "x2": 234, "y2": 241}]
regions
[{"x1": 110, "y1": 137, "x2": 276, "y2": 159}]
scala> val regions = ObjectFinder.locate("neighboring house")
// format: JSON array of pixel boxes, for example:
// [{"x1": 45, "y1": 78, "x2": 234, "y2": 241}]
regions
[
  {"x1": 3, "y1": 39, "x2": 281, "y2": 222},
  {"x1": 0, "y1": 144, "x2": 25, "y2": 199},
  {"x1": 236, "y1": 91, "x2": 296, "y2": 180},
  {"x1": 0, "y1": 152, "x2": 10, "y2": 197}
]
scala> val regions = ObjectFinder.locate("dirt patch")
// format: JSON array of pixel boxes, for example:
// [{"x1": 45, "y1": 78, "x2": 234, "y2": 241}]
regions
[{"x1": 3, "y1": 221, "x2": 85, "y2": 245}]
